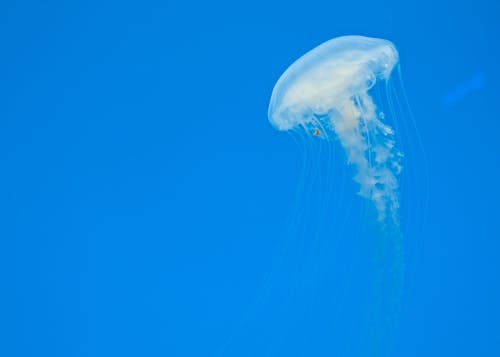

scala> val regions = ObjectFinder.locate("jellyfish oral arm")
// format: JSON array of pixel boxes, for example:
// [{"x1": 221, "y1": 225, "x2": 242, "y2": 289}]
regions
[{"x1": 334, "y1": 92, "x2": 401, "y2": 221}]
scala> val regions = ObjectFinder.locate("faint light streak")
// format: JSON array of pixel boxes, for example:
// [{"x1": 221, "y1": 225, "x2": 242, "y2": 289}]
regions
[{"x1": 444, "y1": 72, "x2": 485, "y2": 107}]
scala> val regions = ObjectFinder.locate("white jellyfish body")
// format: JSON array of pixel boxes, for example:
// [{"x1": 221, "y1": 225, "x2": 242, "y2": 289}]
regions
[{"x1": 268, "y1": 35, "x2": 403, "y2": 222}]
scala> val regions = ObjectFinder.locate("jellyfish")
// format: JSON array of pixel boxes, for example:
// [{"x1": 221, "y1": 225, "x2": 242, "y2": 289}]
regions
[
  {"x1": 268, "y1": 35, "x2": 404, "y2": 223},
  {"x1": 217, "y1": 36, "x2": 427, "y2": 356}
]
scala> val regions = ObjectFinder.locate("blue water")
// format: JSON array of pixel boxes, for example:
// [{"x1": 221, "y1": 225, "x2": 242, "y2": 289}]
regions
[{"x1": 1, "y1": 1, "x2": 499, "y2": 356}]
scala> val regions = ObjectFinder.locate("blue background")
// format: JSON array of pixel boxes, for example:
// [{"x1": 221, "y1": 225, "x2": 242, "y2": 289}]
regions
[{"x1": 1, "y1": 0, "x2": 499, "y2": 356}]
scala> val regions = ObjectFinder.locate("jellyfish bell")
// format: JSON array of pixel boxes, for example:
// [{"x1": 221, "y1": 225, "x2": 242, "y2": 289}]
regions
[
  {"x1": 268, "y1": 36, "x2": 399, "y2": 131},
  {"x1": 268, "y1": 35, "x2": 402, "y2": 223}
]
